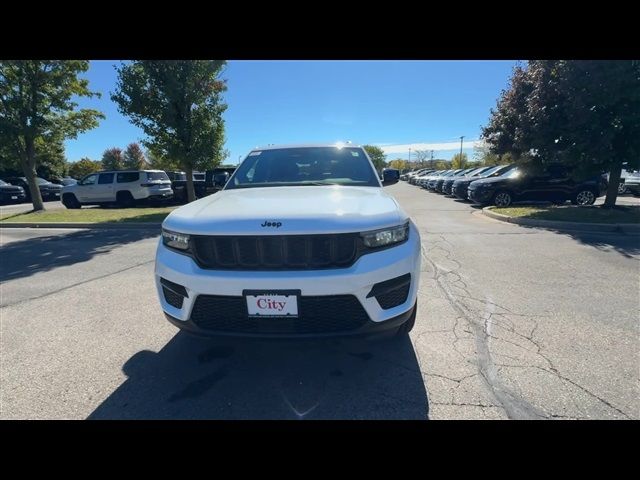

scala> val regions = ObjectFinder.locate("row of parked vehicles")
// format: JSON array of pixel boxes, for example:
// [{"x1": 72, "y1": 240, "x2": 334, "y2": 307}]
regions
[
  {"x1": 0, "y1": 167, "x2": 237, "y2": 208},
  {"x1": 401, "y1": 163, "x2": 640, "y2": 207}
]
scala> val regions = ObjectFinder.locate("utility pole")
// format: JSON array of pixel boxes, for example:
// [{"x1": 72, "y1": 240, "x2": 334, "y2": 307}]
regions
[{"x1": 459, "y1": 136, "x2": 465, "y2": 169}]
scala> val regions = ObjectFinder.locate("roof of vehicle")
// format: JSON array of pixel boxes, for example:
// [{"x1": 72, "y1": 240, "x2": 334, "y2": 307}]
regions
[{"x1": 251, "y1": 142, "x2": 363, "y2": 151}]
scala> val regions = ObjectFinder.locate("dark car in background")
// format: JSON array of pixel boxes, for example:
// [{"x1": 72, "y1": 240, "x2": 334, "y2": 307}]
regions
[
  {"x1": 468, "y1": 164, "x2": 607, "y2": 207},
  {"x1": 5, "y1": 176, "x2": 62, "y2": 202},
  {"x1": 452, "y1": 164, "x2": 516, "y2": 200},
  {"x1": 166, "y1": 171, "x2": 207, "y2": 204},
  {"x1": 0, "y1": 179, "x2": 26, "y2": 204},
  {"x1": 431, "y1": 169, "x2": 464, "y2": 192},
  {"x1": 439, "y1": 168, "x2": 478, "y2": 194}
]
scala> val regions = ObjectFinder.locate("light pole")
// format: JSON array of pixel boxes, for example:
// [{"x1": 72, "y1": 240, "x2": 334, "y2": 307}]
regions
[
  {"x1": 459, "y1": 136, "x2": 465, "y2": 169},
  {"x1": 408, "y1": 147, "x2": 411, "y2": 166}
]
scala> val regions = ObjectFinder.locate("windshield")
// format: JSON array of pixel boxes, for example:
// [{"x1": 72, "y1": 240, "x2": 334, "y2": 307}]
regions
[
  {"x1": 36, "y1": 177, "x2": 50, "y2": 185},
  {"x1": 226, "y1": 146, "x2": 379, "y2": 189},
  {"x1": 0, "y1": 180, "x2": 7, "y2": 186},
  {"x1": 502, "y1": 168, "x2": 521, "y2": 179}
]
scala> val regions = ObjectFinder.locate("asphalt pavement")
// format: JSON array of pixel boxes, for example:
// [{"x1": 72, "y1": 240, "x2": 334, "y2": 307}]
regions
[{"x1": 1, "y1": 183, "x2": 638, "y2": 419}]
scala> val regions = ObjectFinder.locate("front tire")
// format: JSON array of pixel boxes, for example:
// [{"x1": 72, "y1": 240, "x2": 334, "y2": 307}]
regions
[
  {"x1": 396, "y1": 303, "x2": 417, "y2": 336},
  {"x1": 116, "y1": 191, "x2": 135, "y2": 208},
  {"x1": 62, "y1": 193, "x2": 81, "y2": 209},
  {"x1": 618, "y1": 182, "x2": 627, "y2": 195},
  {"x1": 574, "y1": 189, "x2": 596, "y2": 206},
  {"x1": 493, "y1": 190, "x2": 513, "y2": 207}
]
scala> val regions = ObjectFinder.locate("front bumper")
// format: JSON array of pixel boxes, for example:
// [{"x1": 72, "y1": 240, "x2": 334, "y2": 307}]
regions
[
  {"x1": 468, "y1": 187, "x2": 493, "y2": 204},
  {"x1": 452, "y1": 183, "x2": 469, "y2": 199},
  {"x1": 0, "y1": 191, "x2": 26, "y2": 203},
  {"x1": 154, "y1": 223, "x2": 422, "y2": 337}
]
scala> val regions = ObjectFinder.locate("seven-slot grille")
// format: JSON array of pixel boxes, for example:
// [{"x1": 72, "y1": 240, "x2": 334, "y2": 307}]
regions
[{"x1": 191, "y1": 234, "x2": 360, "y2": 270}]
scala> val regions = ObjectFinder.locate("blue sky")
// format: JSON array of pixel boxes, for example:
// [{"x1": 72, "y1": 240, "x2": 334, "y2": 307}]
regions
[{"x1": 66, "y1": 60, "x2": 518, "y2": 165}]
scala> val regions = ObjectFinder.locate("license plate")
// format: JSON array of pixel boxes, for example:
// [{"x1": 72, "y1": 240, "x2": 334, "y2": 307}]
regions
[
  {"x1": 244, "y1": 290, "x2": 300, "y2": 318},
  {"x1": 11, "y1": 196, "x2": 17, "y2": 199}
]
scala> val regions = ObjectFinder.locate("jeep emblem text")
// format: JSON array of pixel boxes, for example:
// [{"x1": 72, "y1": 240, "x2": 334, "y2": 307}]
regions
[{"x1": 261, "y1": 221, "x2": 282, "y2": 228}]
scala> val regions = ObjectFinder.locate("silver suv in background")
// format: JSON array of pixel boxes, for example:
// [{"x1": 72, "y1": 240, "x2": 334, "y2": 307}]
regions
[{"x1": 62, "y1": 170, "x2": 173, "y2": 208}]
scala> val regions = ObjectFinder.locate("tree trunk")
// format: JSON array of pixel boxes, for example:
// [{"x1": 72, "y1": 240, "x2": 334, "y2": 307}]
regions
[
  {"x1": 185, "y1": 166, "x2": 196, "y2": 203},
  {"x1": 603, "y1": 162, "x2": 622, "y2": 208},
  {"x1": 23, "y1": 137, "x2": 45, "y2": 211}
]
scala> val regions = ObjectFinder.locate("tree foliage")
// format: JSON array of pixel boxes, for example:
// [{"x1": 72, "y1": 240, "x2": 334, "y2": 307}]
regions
[
  {"x1": 112, "y1": 60, "x2": 228, "y2": 201},
  {"x1": 450, "y1": 152, "x2": 468, "y2": 169},
  {"x1": 101, "y1": 147, "x2": 124, "y2": 171},
  {"x1": 482, "y1": 60, "x2": 640, "y2": 206},
  {"x1": 388, "y1": 158, "x2": 409, "y2": 171},
  {"x1": 0, "y1": 60, "x2": 103, "y2": 210},
  {"x1": 362, "y1": 145, "x2": 387, "y2": 172},
  {"x1": 68, "y1": 158, "x2": 102, "y2": 179},
  {"x1": 123, "y1": 142, "x2": 146, "y2": 170}
]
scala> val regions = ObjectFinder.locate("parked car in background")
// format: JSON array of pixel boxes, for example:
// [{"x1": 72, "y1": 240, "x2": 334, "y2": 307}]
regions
[
  {"x1": 61, "y1": 170, "x2": 173, "y2": 208},
  {"x1": 0, "y1": 179, "x2": 26, "y2": 204},
  {"x1": 166, "y1": 171, "x2": 207, "y2": 203},
  {"x1": 421, "y1": 170, "x2": 448, "y2": 189},
  {"x1": 468, "y1": 165, "x2": 607, "y2": 207},
  {"x1": 156, "y1": 143, "x2": 420, "y2": 338},
  {"x1": 441, "y1": 167, "x2": 492, "y2": 195},
  {"x1": 412, "y1": 170, "x2": 436, "y2": 187},
  {"x1": 409, "y1": 168, "x2": 432, "y2": 184},
  {"x1": 438, "y1": 168, "x2": 475, "y2": 194},
  {"x1": 5, "y1": 176, "x2": 62, "y2": 202},
  {"x1": 429, "y1": 170, "x2": 461, "y2": 191},
  {"x1": 452, "y1": 164, "x2": 516, "y2": 200},
  {"x1": 622, "y1": 171, "x2": 640, "y2": 196},
  {"x1": 60, "y1": 177, "x2": 78, "y2": 186}
]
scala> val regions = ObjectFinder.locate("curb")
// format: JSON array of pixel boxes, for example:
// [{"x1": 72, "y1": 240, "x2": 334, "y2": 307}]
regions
[
  {"x1": 482, "y1": 207, "x2": 640, "y2": 234},
  {"x1": 0, "y1": 222, "x2": 162, "y2": 229}
]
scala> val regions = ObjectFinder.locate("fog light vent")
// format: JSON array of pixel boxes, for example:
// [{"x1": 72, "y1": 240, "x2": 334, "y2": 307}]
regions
[{"x1": 367, "y1": 273, "x2": 411, "y2": 310}]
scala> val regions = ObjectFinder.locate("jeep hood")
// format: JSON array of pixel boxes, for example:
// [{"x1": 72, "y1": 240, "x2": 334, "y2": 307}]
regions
[{"x1": 163, "y1": 185, "x2": 407, "y2": 235}]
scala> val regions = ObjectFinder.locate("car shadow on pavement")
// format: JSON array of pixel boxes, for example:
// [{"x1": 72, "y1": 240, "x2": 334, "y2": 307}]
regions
[
  {"x1": 515, "y1": 224, "x2": 640, "y2": 259},
  {"x1": 88, "y1": 332, "x2": 429, "y2": 420},
  {"x1": 0, "y1": 228, "x2": 160, "y2": 282}
]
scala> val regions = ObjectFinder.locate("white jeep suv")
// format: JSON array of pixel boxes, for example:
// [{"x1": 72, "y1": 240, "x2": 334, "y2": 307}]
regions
[
  {"x1": 62, "y1": 170, "x2": 173, "y2": 208},
  {"x1": 155, "y1": 144, "x2": 421, "y2": 338}
]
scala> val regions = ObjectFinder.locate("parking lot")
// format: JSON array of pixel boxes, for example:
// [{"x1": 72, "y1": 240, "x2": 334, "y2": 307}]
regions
[{"x1": 1, "y1": 182, "x2": 638, "y2": 419}]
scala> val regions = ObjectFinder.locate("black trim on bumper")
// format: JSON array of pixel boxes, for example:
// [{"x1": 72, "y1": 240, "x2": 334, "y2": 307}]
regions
[{"x1": 164, "y1": 302, "x2": 416, "y2": 339}]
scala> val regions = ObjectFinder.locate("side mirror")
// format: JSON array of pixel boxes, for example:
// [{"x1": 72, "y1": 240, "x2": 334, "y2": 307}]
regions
[{"x1": 381, "y1": 170, "x2": 399, "y2": 186}]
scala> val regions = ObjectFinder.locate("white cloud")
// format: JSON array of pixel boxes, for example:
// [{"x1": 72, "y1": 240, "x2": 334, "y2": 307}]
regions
[{"x1": 380, "y1": 139, "x2": 484, "y2": 154}]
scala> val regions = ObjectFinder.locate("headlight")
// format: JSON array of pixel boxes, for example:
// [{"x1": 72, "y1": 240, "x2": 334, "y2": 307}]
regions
[
  {"x1": 361, "y1": 222, "x2": 409, "y2": 248},
  {"x1": 162, "y1": 229, "x2": 190, "y2": 250}
]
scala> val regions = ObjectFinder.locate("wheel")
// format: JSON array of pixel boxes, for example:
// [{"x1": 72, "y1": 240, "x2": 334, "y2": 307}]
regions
[
  {"x1": 62, "y1": 193, "x2": 81, "y2": 209},
  {"x1": 396, "y1": 303, "x2": 417, "y2": 336},
  {"x1": 618, "y1": 182, "x2": 627, "y2": 195},
  {"x1": 493, "y1": 190, "x2": 513, "y2": 207},
  {"x1": 574, "y1": 189, "x2": 596, "y2": 206},
  {"x1": 116, "y1": 191, "x2": 135, "y2": 208}
]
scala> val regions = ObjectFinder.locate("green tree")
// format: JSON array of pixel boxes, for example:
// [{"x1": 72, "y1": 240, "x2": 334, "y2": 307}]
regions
[
  {"x1": 362, "y1": 145, "x2": 387, "y2": 173},
  {"x1": 0, "y1": 60, "x2": 103, "y2": 210},
  {"x1": 146, "y1": 146, "x2": 180, "y2": 172},
  {"x1": 68, "y1": 157, "x2": 101, "y2": 179},
  {"x1": 101, "y1": 147, "x2": 124, "y2": 170},
  {"x1": 473, "y1": 143, "x2": 505, "y2": 166},
  {"x1": 482, "y1": 60, "x2": 640, "y2": 207},
  {"x1": 525, "y1": 60, "x2": 640, "y2": 207},
  {"x1": 451, "y1": 152, "x2": 468, "y2": 169},
  {"x1": 123, "y1": 142, "x2": 146, "y2": 170},
  {"x1": 388, "y1": 158, "x2": 408, "y2": 171},
  {"x1": 112, "y1": 60, "x2": 228, "y2": 202}
]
